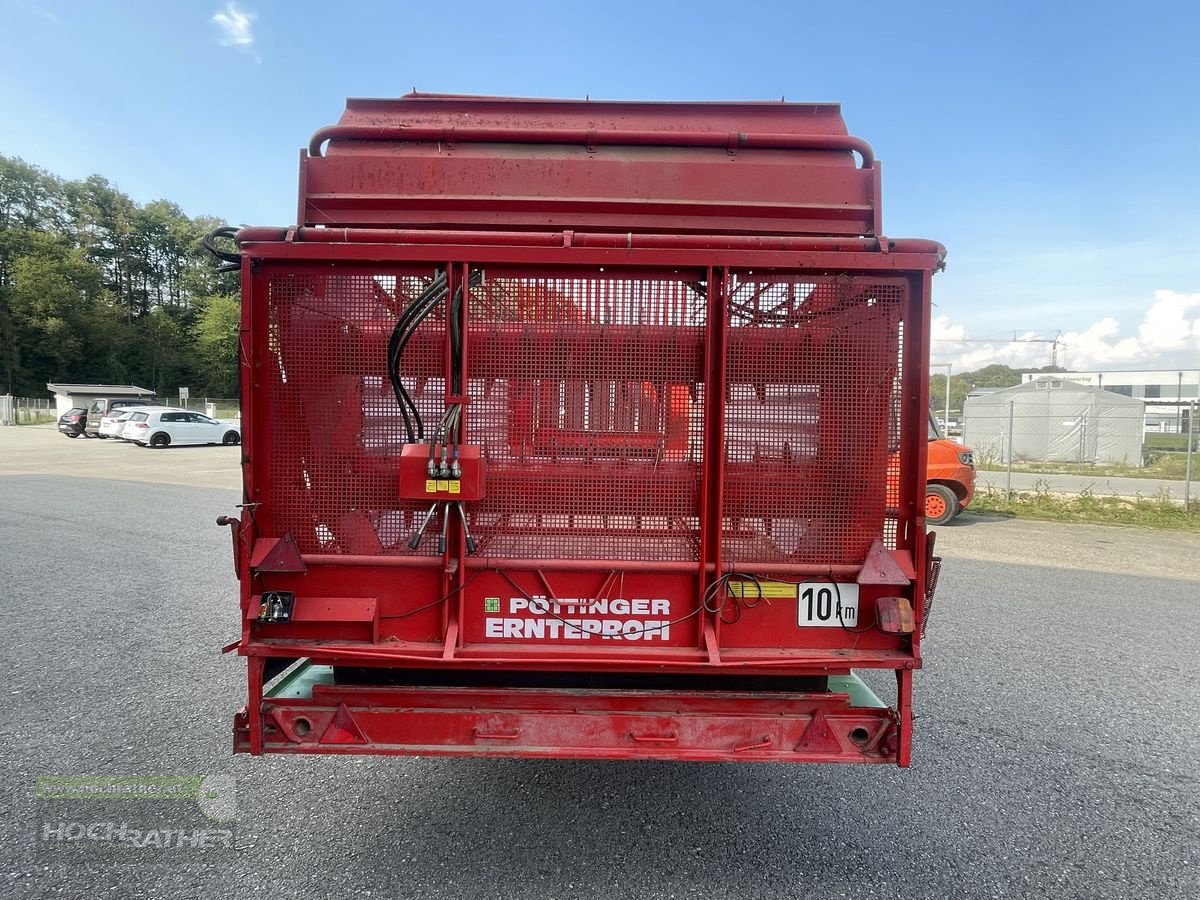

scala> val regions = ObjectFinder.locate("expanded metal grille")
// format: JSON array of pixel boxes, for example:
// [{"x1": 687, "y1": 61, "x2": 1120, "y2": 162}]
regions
[
  {"x1": 260, "y1": 266, "x2": 906, "y2": 565},
  {"x1": 467, "y1": 275, "x2": 706, "y2": 560},
  {"x1": 722, "y1": 275, "x2": 905, "y2": 564}
]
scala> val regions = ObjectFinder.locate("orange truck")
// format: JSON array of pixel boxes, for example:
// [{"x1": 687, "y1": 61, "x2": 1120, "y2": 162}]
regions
[{"x1": 925, "y1": 413, "x2": 975, "y2": 525}]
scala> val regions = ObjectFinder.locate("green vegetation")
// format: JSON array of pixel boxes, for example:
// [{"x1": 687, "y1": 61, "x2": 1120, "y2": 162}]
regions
[
  {"x1": 971, "y1": 482, "x2": 1200, "y2": 531},
  {"x1": 978, "y1": 450, "x2": 1194, "y2": 480},
  {"x1": 1146, "y1": 433, "x2": 1194, "y2": 453},
  {"x1": 12, "y1": 407, "x2": 56, "y2": 425},
  {"x1": 0, "y1": 155, "x2": 237, "y2": 397}
]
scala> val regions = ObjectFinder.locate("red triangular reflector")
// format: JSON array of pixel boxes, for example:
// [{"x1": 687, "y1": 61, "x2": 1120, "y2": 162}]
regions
[
  {"x1": 857, "y1": 538, "x2": 912, "y2": 585},
  {"x1": 796, "y1": 709, "x2": 842, "y2": 753},
  {"x1": 250, "y1": 532, "x2": 308, "y2": 574},
  {"x1": 319, "y1": 704, "x2": 367, "y2": 745}
]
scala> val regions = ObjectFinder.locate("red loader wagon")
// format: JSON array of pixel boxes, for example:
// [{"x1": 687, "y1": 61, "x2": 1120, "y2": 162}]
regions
[{"x1": 213, "y1": 93, "x2": 945, "y2": 765}]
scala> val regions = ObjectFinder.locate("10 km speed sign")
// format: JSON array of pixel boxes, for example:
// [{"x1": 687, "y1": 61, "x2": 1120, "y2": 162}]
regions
[
  {"x1": 729, "y1": 580, "x2": 862, "y2": 628},
  {"x1": 797, "y1": 582, "x2": 860, "y2": 628}
]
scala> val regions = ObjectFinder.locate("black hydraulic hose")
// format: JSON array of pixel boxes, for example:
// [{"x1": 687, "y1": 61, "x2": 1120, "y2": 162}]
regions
[
  {"x1": 392, "y1": 283, "x2": 448, "y2": 440},
  {"x1": 388, "y1": 273, "x2": 448, "y2": 441},
  {"x1": 202, "y1": 226, "x2": 241, "y2": 273},
  {"x1": 389, "y1": 269, "x2": 482, "y2": 444}
]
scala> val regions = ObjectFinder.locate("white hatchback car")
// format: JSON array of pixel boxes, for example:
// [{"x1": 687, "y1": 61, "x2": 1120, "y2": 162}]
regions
[
  {"x1": 123, "y1": 409, "x2": 242, "y2": 448},
  {"x1": 98, "y1": 409, "x2": 139, "y2": 439}
]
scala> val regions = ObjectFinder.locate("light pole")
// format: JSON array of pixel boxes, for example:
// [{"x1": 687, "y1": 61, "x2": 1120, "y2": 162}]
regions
[
  {"x1": 1179, "y1": 371, "x2": 1185, "y2": 435},
  {"x1": 931, "y1": 363, "x2": 952, "y2": 433}
]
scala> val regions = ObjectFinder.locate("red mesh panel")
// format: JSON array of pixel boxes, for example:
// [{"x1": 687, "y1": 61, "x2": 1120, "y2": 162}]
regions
[
  {"x1": 259, "y1": 266, "x2": 905, "y2": 566},
  {"x1": 722, "y1": 275, "x2": 905, "y2": 564},
  {"x1": 466, "y1": 274, "x2": 706, "y2": 560},
  {"x1": 264, "y1": 268, "x2": 444, "y2": 555}
]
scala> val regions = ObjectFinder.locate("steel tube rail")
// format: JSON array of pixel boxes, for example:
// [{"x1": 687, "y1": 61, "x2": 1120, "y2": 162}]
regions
[
  {"x1": 300, "y1": 554, "x2": 863, "y2": 577},
  {"x1": 235, "y1": 225, "x2": 944, "y2": 258},
  {"x1": 308, "y1": 126, "x2": 876, "y2": 168}
]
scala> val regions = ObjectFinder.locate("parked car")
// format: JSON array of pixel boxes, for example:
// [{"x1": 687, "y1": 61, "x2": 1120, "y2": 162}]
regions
[
  {"x1": 57, "y1": 407, "x2": 89, "y2": 438},
  {"x1": 84, "y1": 398, "x2": 154, "y2": 436},
  {"x1": 98, "y1": 409, "x2": 141, "y2": 440},
  {"x1": 124, "y1": 409, "x2": 242, "y2": 448}
]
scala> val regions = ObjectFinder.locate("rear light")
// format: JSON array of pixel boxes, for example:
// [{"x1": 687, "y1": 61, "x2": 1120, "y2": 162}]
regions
[
  {"x1": 134, "y1": 423, "x2": 149, "y2": 428},
  {"x1": 68, "y1": 415, "x2": 80, "y2": 422},
  {"x1": 875, "y1": 596, "x2": 915, "y2": 634}
]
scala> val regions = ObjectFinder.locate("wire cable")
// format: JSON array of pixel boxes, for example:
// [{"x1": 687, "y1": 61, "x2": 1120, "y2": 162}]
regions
[
  {"x1": 381, "y1": 569, "x2": 486, "y2": 620},
  {"x1": 388, "y1": 272, "x2": 448, "y2": 441}
]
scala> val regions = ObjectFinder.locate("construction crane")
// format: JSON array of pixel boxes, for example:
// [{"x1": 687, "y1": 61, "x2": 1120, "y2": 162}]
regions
[{"x1": 932, "y1": 330, "x2": 1064, "y2": 366}]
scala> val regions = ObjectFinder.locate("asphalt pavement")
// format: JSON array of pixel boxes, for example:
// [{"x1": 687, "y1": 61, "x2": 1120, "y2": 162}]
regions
[{"x1": 1, "y1": 474, "x2": 1198, "y2": 899}]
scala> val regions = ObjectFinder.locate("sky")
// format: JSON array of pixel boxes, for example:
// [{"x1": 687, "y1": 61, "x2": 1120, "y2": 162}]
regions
[{"x1": 2, "y1": 0, "x2": 1199, "y2": 375}]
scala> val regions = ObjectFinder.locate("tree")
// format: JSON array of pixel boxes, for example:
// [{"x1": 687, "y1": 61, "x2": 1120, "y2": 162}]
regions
[
  {"x1": 7, "y1": 236, "x2": 103, "y2": 384},
  {"x1": 0, "y1": 152, "x2": 235, "y2": 394},
  {"x1": 194, "y1": 294, "x2": 240, "y2": 396},
  {"x1": 0, "y1": 156, "x2": 68, "y2": 392}
]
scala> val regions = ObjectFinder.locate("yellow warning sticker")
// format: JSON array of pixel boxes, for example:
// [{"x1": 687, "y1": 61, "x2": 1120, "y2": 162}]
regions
[
  {"x1": 425, "y1": 479, "x2": 438, "y2": 493},
  {"x1": 728, "y1": 581, "x2": 797, "y2": 600},
  {"x1": 436, "y1": 480, "x2": 450, "y2": 492},
  {"x1": 448, "y1": 481, "x2": 461, "y2": 495}
]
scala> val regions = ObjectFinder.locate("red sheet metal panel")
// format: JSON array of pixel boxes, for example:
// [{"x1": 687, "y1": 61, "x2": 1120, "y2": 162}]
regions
[
  {"x1": 300, "y1": 93, "x2": 879, "y2": 236},
  {"x1": 238, "y1": 683, "x2": 899, "y2": 763}
]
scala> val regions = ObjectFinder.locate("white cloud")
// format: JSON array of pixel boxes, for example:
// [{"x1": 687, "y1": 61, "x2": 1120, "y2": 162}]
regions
[
  {"x1": 930, "y1": 314, "x2": 966, "y2": 342},
  {"x1": 211, "y1": 4, "x2": 256, "y2": 50},
  {"x1": 932, "y1": 289, "x2": 1200, "y2": 372}
]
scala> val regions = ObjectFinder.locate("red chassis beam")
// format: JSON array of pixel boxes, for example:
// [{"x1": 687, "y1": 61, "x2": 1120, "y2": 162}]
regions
[{"x1": 235, "y1": 680, "x2": 902, "y2": 764}]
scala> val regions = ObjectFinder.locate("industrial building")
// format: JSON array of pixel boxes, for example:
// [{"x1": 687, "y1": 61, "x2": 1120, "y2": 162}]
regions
[
  {"x1": 964, "y1": 377, "x2": 1146, "y2": 466},
  {"x1": 1020, "y1": 368, "x2": 1199, "y2": 432}
]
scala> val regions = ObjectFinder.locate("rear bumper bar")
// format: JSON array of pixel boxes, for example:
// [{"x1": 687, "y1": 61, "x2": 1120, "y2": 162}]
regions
[{"x1": 235, "y1": 666, "x2": 901, "y2": 764}]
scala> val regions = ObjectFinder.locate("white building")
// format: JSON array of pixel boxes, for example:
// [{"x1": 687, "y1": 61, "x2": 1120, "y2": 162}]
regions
[
  {"x1": 45, "y1": 383, "x2": 156, "y2": 417},
  {"x1": 1021, "y1": 368, "x2": 1199, "y2": 432}
]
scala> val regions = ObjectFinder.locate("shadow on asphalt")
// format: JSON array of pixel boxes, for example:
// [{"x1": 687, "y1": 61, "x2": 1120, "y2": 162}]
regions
[
  {"x1": 941, "y1": 512, "x2": 1012, "y2": 528},
  {"x1": 131, "y1": 443, "x2": 241, "y2": 451}
]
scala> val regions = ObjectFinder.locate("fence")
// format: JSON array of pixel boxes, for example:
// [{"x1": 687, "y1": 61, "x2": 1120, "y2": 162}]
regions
[
  {"x1": 962, "y1": 398, "x2": 1197, "y2": 509},
  {"x1": 962, "y1": 405, "x2": 1152, "y2": 468},
  {"x1": 0, "y1": 396, "x2": 57, "y2": 426},
  {"x1": 171, "y1": 397, "x2": 241, "y2": 420},
  {"x1": 1, "y1": 395, "x2": 240, "y2": 426}
]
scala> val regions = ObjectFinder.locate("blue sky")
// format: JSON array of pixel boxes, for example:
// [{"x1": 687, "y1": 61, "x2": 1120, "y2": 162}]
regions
[{"x1": 2, "y1": 0, "x2": 1199, "y2": 373}]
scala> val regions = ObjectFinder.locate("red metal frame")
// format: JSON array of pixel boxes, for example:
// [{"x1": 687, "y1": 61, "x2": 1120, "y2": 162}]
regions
[{"x1": 227, "y1": 94, "x2": 943, "y2": 765}]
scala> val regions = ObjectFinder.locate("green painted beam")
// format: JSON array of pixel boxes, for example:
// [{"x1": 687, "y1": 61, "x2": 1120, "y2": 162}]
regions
[
  {"x1": 264, "y1": 662, "x2": 335, "y2": 699},
  {"x1": 829, "y1": 672, "x2": 888, "y2": 708}
]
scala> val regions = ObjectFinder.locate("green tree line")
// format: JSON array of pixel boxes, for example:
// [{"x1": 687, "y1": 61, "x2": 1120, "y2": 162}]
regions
[
  {"x1": 930, "y1": 363, "x2": 1067, "y2": 415},
  {"x1": 0, "y1": 155, "x2": 239, "y2": 398}
]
